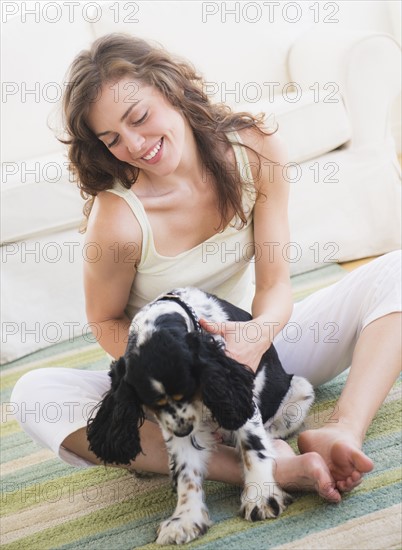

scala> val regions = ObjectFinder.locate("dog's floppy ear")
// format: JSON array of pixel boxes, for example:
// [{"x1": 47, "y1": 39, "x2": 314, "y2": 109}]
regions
[
  {"x1": 188, "y1": 333, "x2": 255, "y2": 430},
  {"x1": 86, "y1": 356, "x2": 145, "y2": 465}
]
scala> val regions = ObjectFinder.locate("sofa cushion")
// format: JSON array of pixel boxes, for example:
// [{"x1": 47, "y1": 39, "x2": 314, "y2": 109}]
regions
[
  {"x1": 236, "y1": 90, "x2": 352, "y2": 163},
  {"x1": 1, "y1": 157, "x2": 83, "y2": 244},
  {"x1": 287, "y1": 145, "x2": 401, "y2": 275},
  {"x1": 1, "y1": 153, "x2": 86, "y2": 364},
  {"x1": 1, "y1": 228, "x2": 87, "y2": 365}
]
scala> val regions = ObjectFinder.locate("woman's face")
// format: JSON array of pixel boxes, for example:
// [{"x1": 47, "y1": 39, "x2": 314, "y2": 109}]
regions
[{"x1": 87, "y1": 77, "x2": 187, "y2": 177}]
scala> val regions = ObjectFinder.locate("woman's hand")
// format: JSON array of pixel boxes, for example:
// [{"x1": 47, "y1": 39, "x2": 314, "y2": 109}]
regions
[{"x1": 199, "y1": 318, "x2": 271, "y2": 373}]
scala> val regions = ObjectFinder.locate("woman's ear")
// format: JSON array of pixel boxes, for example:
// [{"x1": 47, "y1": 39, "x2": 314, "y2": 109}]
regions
[
  {"x1": 188, "y1": 333, "x2": 256, "y2": 430},
  {"x1": 86, "y1": 356, "x2": 145, "y2": 465}
]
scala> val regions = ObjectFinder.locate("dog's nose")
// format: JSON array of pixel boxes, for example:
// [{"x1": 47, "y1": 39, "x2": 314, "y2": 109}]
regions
[{"x1": 173, "y1": 425, "x2": 193, "y2": 437}]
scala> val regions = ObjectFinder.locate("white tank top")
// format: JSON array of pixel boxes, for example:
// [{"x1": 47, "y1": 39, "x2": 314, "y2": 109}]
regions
[{"x1": 106, "y1": 131, "x2": 257, "y2": 320}]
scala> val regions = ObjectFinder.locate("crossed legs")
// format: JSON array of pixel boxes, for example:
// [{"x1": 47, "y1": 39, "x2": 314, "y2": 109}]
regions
[{"x1": 63, "y1": 420, "x2": 342, "y2": 501}]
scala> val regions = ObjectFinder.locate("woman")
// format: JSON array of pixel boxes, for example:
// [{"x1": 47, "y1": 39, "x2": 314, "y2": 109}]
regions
[{"x1": 12, "y1": 34, "x2": 401, "y2": 503}]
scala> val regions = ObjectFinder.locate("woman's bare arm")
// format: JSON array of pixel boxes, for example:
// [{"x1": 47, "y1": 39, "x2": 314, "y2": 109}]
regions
[
  {"x1": 247, "y1": 128, "x2": 293, "y2": 346},
  {"x1": 83, "y1": 191, "x2": 142, "y2": 359},
  {"x1": 201, "y1": 128, "x2": 293, "y2": 372}
]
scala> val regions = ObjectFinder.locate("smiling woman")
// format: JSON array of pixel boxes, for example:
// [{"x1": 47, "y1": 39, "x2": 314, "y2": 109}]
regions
[
  {"x1": 10, "y1": 32, "x2": 402, "y2": 530},
  {"x1": 59, "y1": 33, "x2": 268, "y2": 234}
]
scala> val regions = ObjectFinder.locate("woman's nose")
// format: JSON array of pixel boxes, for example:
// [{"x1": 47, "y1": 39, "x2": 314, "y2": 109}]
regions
[{"x1": 125, "y1": 132, "x2": 145, "y2": 155}]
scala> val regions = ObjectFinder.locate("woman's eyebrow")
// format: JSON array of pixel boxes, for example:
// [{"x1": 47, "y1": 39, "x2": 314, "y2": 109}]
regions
[
  {"x1": 120, "y1": 100, "x2": 141, "y2": 122},
  {"x1": 95, "y1": 101, "x2": 142, "y2": 137}
]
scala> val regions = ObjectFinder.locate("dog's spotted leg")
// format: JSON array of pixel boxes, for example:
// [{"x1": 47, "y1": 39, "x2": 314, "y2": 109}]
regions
[
  {"x1": 267, "y1": 376, "x2": 315, "y2": 439},
  {"x1": 156, "y1": 430, "x2": 213, "y2": 545},
  {"x1": 237, "y1": 403, "x2": 292, "y2": 521}
]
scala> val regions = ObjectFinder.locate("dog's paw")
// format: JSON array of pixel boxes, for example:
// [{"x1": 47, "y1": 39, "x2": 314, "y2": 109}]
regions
[
  {"x1": 240, "y1": 484, "x2": 293, "y2": 521},
  {"x1": 156, "y1": 509, "x2": 212, "y2": 545}
]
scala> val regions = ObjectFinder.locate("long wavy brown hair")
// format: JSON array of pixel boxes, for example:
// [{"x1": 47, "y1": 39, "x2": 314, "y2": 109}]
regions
[{"x1": 59, "y1": 33, "x2": 277, "y2": 233}]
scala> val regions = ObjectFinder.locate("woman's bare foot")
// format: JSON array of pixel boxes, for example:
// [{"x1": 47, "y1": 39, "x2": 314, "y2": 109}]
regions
[
  {"x1": 272, "y1": 439, "x2": 341, "y2": 502},
  {"x1": 297, "y1": 427, "x2": 374, "y2": 492}
]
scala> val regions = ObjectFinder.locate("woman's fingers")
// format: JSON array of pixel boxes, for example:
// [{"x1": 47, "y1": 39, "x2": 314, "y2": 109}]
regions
[{"x1": 199, "y1": 318, "x2": 224, "y2": 335}]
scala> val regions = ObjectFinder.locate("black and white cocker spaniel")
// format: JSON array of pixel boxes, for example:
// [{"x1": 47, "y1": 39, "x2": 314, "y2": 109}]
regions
[{"x1": 87, "y1": 287, "x2": 314, "y2": 545}]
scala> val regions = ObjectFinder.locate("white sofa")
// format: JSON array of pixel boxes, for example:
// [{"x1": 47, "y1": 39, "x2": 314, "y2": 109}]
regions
[{"x1": 1, "y1": 3, "x2": 401, "y2": 364}]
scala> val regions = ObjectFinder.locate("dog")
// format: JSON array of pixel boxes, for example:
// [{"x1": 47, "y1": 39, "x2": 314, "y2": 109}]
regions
[{"x1": 87, "y1": 287, "x2": 314, "y2": 545}]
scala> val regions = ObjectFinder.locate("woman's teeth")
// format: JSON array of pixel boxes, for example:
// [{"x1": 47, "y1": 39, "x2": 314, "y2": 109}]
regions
[{"x1": 142, "y1": 139, "x2": 162, "y2": 160}]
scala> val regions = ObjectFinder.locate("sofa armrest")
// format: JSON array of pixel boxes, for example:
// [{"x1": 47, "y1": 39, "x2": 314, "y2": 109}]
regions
[{"x1": 287, "y1": 30, "x2": 401, "y2": 150}]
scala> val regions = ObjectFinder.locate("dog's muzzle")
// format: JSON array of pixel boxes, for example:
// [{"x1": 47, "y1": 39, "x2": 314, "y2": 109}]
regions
[{"x1": 173, "y1": 424, "x2": 194, "y2": 437}]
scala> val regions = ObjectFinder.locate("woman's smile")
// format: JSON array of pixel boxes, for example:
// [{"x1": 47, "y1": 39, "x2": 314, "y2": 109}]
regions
[{"x1": 139, "y1": 137, "x2": 164, "y2": 163}]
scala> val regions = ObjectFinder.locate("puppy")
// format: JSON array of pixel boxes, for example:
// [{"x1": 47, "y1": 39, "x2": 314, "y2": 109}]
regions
[{"x1": 87, "y1": 287, "x2": 314, "y2": 545}]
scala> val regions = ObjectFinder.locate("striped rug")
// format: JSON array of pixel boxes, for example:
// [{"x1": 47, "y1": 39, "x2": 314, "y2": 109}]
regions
[{"x1": 1, "y1": 264, "x2": 401, "y2": 549}]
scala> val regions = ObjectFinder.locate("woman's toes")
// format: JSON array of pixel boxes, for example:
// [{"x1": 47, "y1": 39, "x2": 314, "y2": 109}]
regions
[
  {"x1": 321, "y1": 482, "x2": 341, "y2": 502},
  {"x1": 351, "y1": 470, "x2": 362, "y2": 483},
  {"x1": 336, "y1": 474, "x2": 363, "y2": 492},
  {"x1": 337, "y1": 478, "x2": 351, "y2": 492}
]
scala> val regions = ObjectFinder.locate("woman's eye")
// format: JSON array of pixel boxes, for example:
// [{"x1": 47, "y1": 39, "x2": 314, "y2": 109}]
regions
[
  {"x1": 104, "y1": 111, "x2": 148, "y2": 148},
  {"x1": 107, "y1": 136, "x2": 119, "y2": 148},
  {"x1": 133, "y1": 111, "x2": 148, "y2": 125}
]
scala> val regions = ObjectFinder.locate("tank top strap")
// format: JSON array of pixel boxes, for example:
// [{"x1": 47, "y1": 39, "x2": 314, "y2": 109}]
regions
[
  {"x1": 226, "y1": 130, "x2": 255, "y2": 187},
  {"x1": 106, "y1": 182, "x2": 151, "y2": 256}
]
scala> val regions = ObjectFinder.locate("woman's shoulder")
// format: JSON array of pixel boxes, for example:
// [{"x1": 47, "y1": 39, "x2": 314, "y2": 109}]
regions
[
  {"x1": 235, "y1": 126, "x2": 289, "y2": 192},
  {"x1": 85, "y1": 190, "x2": 142, "y2": 257},
  {"x1": 236, "y1": 125, "x2": 288, "y2": 164}
]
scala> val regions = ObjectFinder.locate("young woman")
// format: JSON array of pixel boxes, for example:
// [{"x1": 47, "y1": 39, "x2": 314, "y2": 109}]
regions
[{"x1": 12, "y1": 34, "x2": 401, "y2": 503}]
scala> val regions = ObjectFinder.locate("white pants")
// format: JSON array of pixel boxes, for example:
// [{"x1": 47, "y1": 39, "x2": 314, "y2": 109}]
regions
[{"x1": 10, "y1": 251, "x2": 402, "y2": 468}]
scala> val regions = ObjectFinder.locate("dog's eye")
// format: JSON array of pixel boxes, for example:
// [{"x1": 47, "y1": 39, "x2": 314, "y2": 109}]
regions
[
  {"x1": 155, "y1": 397, "x2": 168, "y2": 406},
  {"x1": 172, "y1": 394, "x2": 184, "y2": 401}
]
